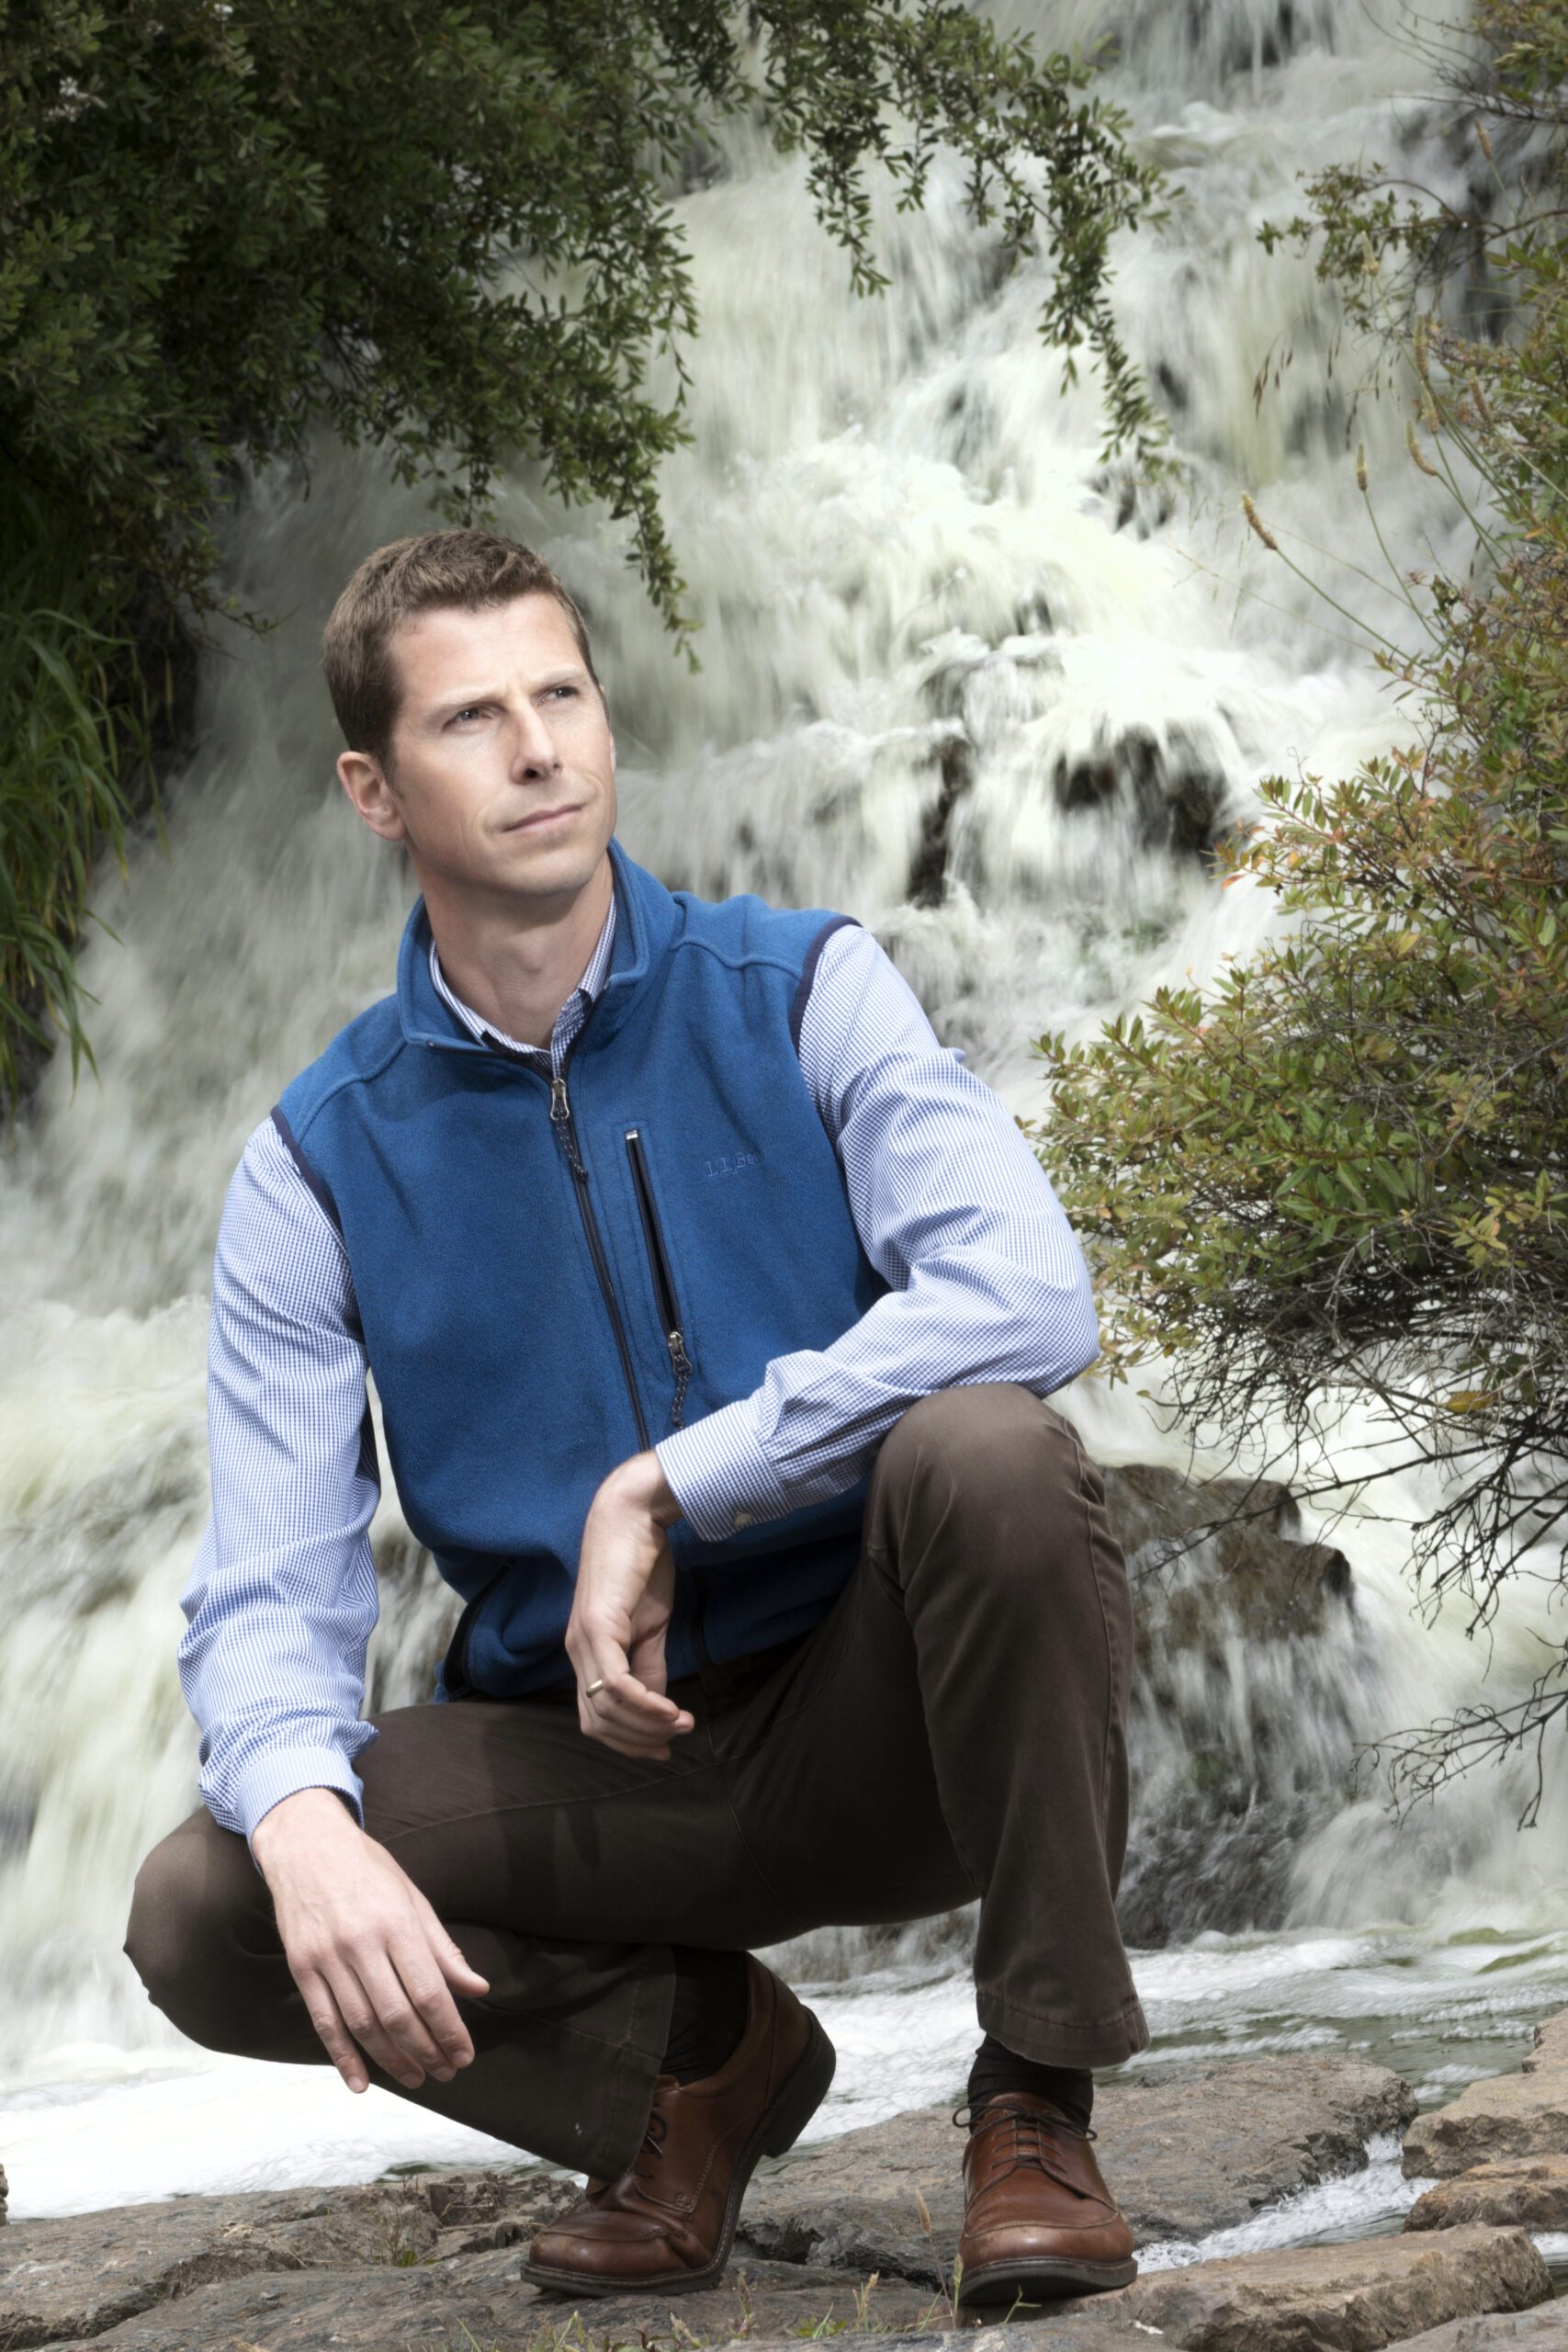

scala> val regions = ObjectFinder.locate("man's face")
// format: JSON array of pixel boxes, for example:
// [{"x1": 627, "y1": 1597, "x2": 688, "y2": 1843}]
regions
[{"x1": 340, "y1": 593, "x2": 616, "y2": 910}]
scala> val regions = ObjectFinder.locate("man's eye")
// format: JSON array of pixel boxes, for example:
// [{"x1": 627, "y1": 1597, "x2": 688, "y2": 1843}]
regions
[{"x1": 549, "y1": 685, "x2": 578, "y2": 701}]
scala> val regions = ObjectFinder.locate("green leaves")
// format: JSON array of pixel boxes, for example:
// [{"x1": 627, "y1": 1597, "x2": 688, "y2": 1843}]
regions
[
  {"x1": 0, "y1": 472, "x2": 153, "y2": 1105},
  {"x1": 1027, "y1": 0, "x2": 1568, "y2": 1790},
  {"x1": 1, "y1": 0, "x2": 1172, "y2": 1094}
]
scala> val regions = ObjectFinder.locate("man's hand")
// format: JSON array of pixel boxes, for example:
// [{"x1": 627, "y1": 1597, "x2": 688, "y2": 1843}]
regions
[
  {"x1": 567, "y1": 1451, "x2": 694, "y2": 1758},
  {"x1": 252, "y1": 1786, "x2": 491, "y2": 2095}
]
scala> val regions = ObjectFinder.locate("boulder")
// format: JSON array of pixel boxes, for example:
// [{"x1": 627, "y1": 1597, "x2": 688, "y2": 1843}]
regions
[
  {"x1": 1403, "y1": 2010, "x2": 1568, "y2": 2178},
  {"x1": 737, "y1": 2052, "x2": 1416, "y2": 2279},
  {"x1": 1406, "y1": 2153, "x2": 1568, "y2": 2232},
  {"x1": 1099, "y1": 2224, "x2": 1551, "y2": 2350}
]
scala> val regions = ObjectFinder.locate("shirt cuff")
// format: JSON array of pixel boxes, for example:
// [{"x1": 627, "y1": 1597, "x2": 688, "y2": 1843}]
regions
[
  {"x1": 229, "y1": 1744, "x2": 367, "y2": 1853},
  {"x1": 656, "y1": 1399, "x2": 794, "y2": 1544}
]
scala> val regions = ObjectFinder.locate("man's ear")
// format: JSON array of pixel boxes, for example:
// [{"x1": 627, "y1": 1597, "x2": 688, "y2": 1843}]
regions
[{"x1": 338, "y1": 748, "x2": 408, "y2": 843}]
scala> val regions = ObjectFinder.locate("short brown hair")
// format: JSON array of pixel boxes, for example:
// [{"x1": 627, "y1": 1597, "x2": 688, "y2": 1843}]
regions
[{"x1": 322, "y1": 529, "x2": 603, "y2": 763}]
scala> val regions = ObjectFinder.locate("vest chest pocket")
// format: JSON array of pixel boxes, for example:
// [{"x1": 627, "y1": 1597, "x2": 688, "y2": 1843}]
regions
[{"x1": 624, "y1": 1127, "x2": 693, "y2": 1427}]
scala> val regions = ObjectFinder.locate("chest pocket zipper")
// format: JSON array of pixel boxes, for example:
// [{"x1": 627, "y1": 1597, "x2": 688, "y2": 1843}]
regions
[{"x1": 624, "y1": 1127, "x2": 693, "y2": 1428}]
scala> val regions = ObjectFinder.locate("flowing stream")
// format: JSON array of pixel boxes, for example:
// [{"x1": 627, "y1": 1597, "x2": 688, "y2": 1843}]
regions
[{"x1": 5, "y1": 0, "x2": 1568, "y2": 2233}]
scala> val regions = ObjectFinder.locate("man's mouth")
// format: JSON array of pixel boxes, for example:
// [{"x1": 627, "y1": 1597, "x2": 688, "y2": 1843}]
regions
[{"x1": 503, "y1": 803, "x2": 581, "y2": 833}]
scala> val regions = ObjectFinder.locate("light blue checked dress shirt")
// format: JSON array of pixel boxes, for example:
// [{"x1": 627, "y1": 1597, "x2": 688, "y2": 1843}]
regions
[{"x1": 181, "y1": 879, "x2": 1100, "y2": 1840}]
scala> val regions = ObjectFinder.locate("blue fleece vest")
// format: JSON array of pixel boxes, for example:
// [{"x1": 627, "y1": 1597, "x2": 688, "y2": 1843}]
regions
[{"x1": 274, "y1": 840, "x2": 886, "y2": 1700}]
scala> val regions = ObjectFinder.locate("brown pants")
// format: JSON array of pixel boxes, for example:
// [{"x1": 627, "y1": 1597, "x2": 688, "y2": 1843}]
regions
[{"x1": 126, "y1": 1386, "x2": 1149, "y2": 2180}]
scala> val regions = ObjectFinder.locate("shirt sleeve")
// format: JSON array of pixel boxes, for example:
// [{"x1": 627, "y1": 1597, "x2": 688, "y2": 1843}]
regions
[
  {"x1": 177, "y1": 1116, "x2": 381, "y2": 1848},
  {"x1": 654, "y1": 923, "x2": 1101, "y2": 1544}
]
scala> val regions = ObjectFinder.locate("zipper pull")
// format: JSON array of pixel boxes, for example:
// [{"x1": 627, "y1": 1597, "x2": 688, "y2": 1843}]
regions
[
  {"x1": 549, "y1": 1073, "x2": 587, "y2": 1178},
  {"x1": 667, "y1": 1329, "x2": 692, "y2": 1426}
]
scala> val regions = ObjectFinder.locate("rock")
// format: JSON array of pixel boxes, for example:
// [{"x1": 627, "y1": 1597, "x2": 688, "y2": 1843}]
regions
[
  {"x1": 24, "y1": 2267, "x2": 514, "y2": 2352},
  {"x1": 1403, "y1": 2009, "x2": 1568, "y2": 2178},
  {"x1": 0, "y1": 2168, "x2": 573, "y2": 2348},
  {"x1": 699, "y1": 2228, "x2": 1552, "y2": 2352},
  {"x1": 1096, "y1": 2225, "x2": 1551, "y2": 2351},
  {"x1": 1048, "y1": 722, "x2": 1229, "y2": 859},
  {"x1": 713, "y1": 2319, "x2": 1155, "y2": 2352},
  {"x1": 1525, "y1": 2009, "x2": 1568, "y2": 2072},
  {"x1": 1374, "y1": 2306, "x2": 1568, "y2": 2349},
  {"x1": 1107, "y1": 1461, "x2": 1359, "y2": 1945},
  {"x1": 1406, "y1": 2153, "x2": 1568, "y2": 2232},
  {"x1": 33, "y1": 2257, "x2": 936, "y2": 2351},
  {"x1": 0, "y1": 2166, "x2": 6, "y2": 2226},
  {"x1": 1106, "y1": 1464, "x2": 1353, "y2": 1645},
  {"x1": 737, "y1": 2053, "x2": 1416, "y2": 2279}
]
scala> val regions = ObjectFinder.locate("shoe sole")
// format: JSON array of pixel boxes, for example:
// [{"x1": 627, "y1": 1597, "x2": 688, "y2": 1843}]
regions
[
  {"x1": 956, "y1": 2253, "x2": 1139, "y2": 2308},
  {"x1": 521, "y1": 2007, "x2": 837, "y2": 2299}
]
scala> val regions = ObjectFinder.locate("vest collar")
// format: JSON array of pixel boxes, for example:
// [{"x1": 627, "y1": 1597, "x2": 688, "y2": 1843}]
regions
[{"x1": 395, "y1": 837, "x2": 678, "y2": 1053}]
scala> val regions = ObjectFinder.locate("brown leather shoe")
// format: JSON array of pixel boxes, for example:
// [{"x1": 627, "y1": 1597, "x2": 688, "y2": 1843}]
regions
[
  {"x1": 955, "y1": 2092, "x2": 1138, "y2": 2309},
  {"x1": 521, "y1": 1955, "x2": 835, "y2": 2295}
]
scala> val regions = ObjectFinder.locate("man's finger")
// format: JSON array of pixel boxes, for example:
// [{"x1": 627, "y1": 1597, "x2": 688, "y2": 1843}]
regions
[
  {"x1": 586, "y1": 1659, "x2": 686, "y2": 1724},
  {"x1": 355, "y1": 1949, "x2": 455, "y2": 2079},
  {"x1": 296, "y1": 1967, "x2": 371, "y2": 2092},
  {"x1": 586, "y1": 1692, "x2": 694, "y2": 1754},
  {"x1": 326, "y1": 1956, "x2": 435, "y2": 2088},
  {"x1": 579, "y1": 1708, "x2": 678, "y2": 1758},
  {"x1": 417, "y1": 1902, "x2": 492, "y2": 2016},
  {"x1": 386, "y1": 1934, "x2": 480, "y2": 2073},
  {"x1": 579, "y1": 1661, "x2": 686, "y2": 1757},
  {"x1": 321, "y1": 1957, "x2": 425, "y2": 2089}
]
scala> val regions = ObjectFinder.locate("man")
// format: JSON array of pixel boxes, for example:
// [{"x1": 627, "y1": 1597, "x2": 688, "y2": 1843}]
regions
[{"x1": 126, "y1": 528, "x2": 1149, "y2": 2311}]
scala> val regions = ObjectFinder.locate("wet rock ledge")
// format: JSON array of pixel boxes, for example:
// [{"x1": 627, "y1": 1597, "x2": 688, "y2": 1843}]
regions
[{"x1": 6, "y1": 2030, "x2": 1568, "y2": 2352}]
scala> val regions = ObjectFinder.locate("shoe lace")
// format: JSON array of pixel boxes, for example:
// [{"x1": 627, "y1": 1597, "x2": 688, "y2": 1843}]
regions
[
  {"x1": 951, "y1": 2097, "x2": 1100, "y2": 2199},
  {"x1": 631, "y1": 2084, "x2": 673, "y2": 2179}
]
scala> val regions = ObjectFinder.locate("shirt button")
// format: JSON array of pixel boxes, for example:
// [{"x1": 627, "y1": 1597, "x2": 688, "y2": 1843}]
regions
[{"x1": 734, "y1": 1510, "x2": 756, "y2": 1531}]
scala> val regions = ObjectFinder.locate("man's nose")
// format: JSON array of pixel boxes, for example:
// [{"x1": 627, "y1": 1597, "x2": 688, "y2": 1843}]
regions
[{"x1": 509, "y1": 702, "x2": 562, "y2": 775}]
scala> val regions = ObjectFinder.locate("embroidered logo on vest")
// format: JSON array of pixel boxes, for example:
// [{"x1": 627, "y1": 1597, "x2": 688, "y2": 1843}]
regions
[{"x1": 702, "y1": 1149, "x2": 761, "y2": 1181}]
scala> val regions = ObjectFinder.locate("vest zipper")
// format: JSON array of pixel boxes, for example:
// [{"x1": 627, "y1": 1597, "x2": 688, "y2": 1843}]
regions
[
  {"x1": 623, "y1": 1128, "x2": 693, "y2": 1428},
  {"x1": 547, "y1": 1069, "x2": 650, "y2": 1454},
  {"x1": 480, "y1": 1025, "x2": 706, "y2": 1668}
]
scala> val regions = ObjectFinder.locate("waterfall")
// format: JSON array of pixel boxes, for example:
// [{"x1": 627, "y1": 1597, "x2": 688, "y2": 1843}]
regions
[{"x1": 4, "y1": 0, "x2": 1565, "y2": 2218}]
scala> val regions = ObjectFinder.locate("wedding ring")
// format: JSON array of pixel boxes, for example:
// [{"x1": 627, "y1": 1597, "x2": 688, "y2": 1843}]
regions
[{"x1": 584, "y1": 1677, "x2": 604, "y2": 1697}]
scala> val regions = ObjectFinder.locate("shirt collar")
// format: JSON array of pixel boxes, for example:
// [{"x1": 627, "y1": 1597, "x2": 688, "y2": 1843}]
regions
[{"x1": 428, "y1": 883, "x2": 618, "y2": 1057}]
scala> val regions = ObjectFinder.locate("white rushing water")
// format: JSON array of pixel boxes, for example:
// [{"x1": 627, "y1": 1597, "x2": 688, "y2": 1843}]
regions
[{"x1": 5, "y1": 0, "x2": 1567, "y2": 2227}]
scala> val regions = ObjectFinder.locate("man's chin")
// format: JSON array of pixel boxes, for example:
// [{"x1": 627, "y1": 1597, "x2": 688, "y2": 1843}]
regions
[{"x1": 485, "y1": 835, "x2": 611, "y2": 907}]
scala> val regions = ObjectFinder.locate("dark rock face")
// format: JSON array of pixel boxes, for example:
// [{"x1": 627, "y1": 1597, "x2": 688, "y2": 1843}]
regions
[
  {"x1": 1050, "y1": 723, "x2": 1230, "y2": 858},
  {"x1": 1106, "y1": 1459, "x2": 1360, "y2": 1946},
  {"x1": 737, "y1": 2053, "x2": 1416, "y2": 2279}
]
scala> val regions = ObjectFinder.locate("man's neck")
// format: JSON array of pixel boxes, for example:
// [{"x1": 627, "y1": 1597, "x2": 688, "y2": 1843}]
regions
[{"x1": 423, "y1": 855, "x2": 614, "y2": 1051}]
